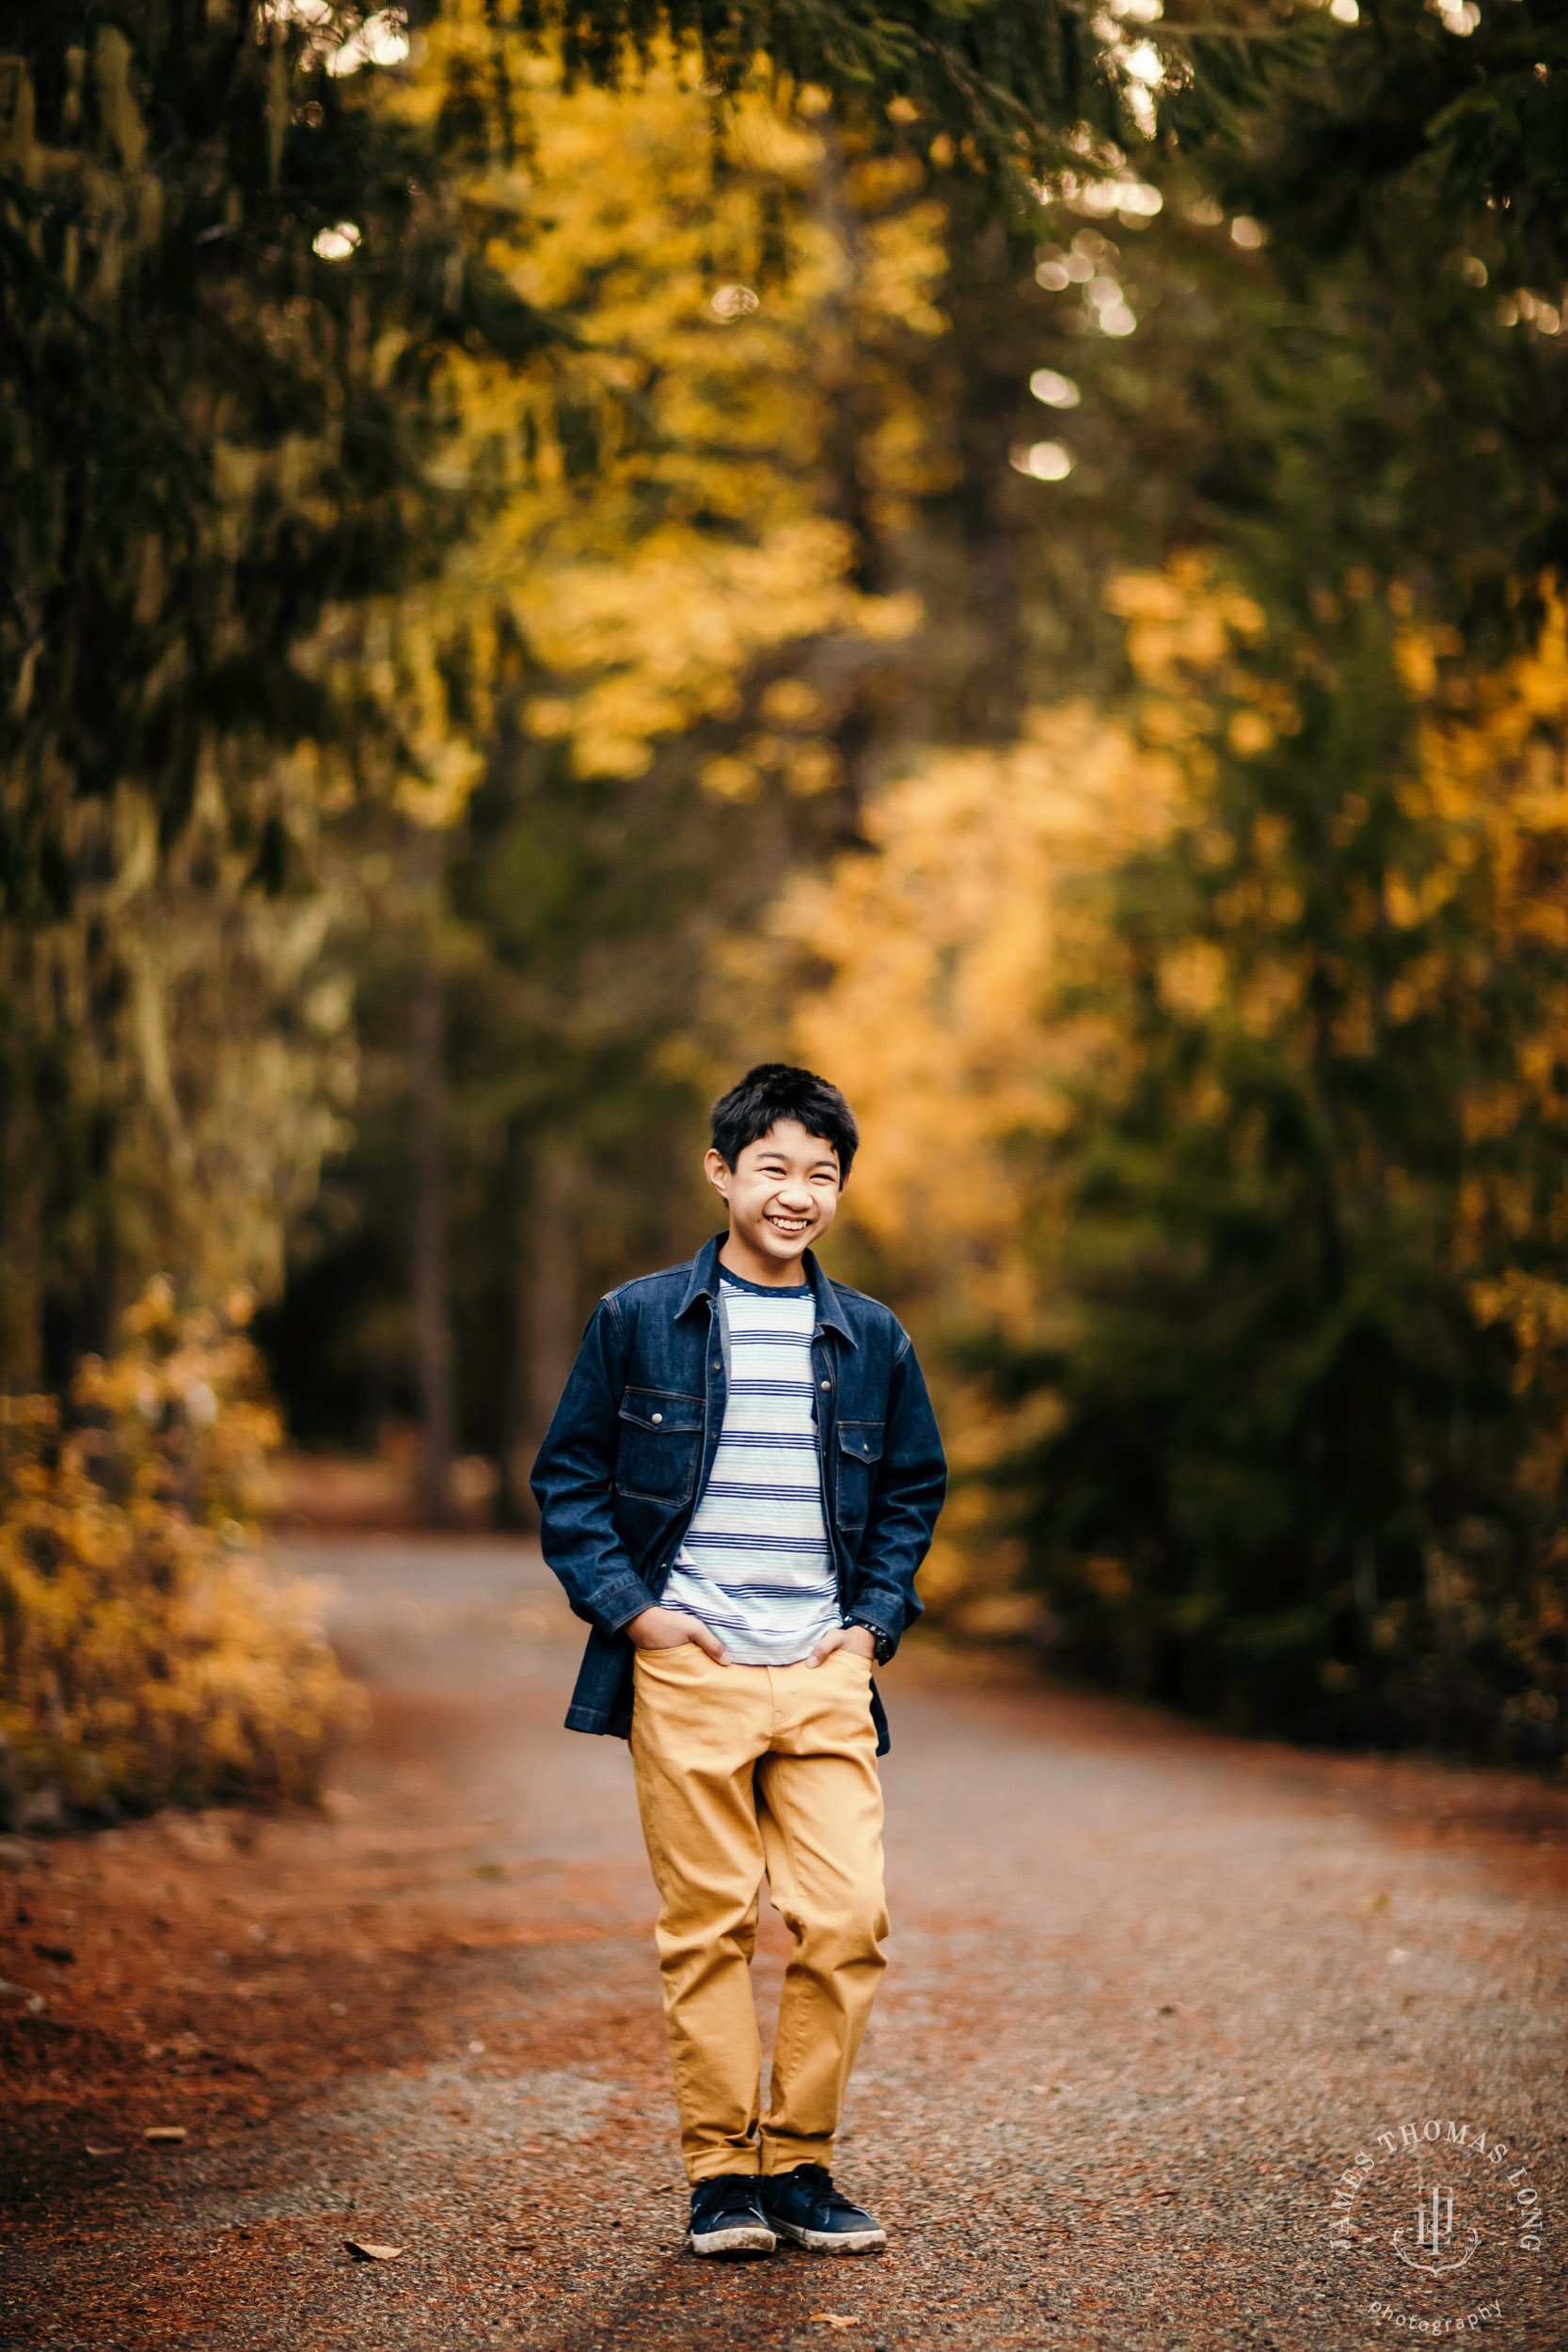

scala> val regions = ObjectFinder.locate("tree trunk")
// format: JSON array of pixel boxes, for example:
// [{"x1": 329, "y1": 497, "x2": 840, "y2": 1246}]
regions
[
  {"x1": 410, "y1": 955, "x2": 456, "y2": 1526},
  {"x1": 972, "y1": 494, "x2": 1024, "y2": 744},
  {"x1": 506, "y1": 1136, "x2": 577, "y2": 1522},
  {"x1": 943, "y1": 214, "x2": 1028, "y2": 744}
]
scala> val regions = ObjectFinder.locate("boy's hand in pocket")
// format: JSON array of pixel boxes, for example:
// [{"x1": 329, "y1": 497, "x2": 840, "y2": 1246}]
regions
[
  {"x1": 626, "y1": 1606, "x2": 728, "y2": 1663},
  {"x1": 807, "y1": 1623, "x2": 876, "y2": 1668}
]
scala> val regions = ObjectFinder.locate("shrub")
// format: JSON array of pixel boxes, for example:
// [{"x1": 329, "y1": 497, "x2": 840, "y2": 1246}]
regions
[{"x1": 0, "y1": 1282, "x2": 358, "y2": 1820}]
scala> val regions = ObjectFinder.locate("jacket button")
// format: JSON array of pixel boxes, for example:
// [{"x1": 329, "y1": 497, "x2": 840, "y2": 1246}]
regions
[
  {"x1": 821, "y1": 1379, "x2": 831, "y2": 1390},
  {"x1": 713, "y1": 1359, "x2": 721, "y2": 1370},
  {"x1": 652, "y1": 1412, "x2": 662, "y2": 1423}
]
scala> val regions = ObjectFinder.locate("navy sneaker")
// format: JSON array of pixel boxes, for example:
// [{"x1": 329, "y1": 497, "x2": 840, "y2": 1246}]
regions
[
  {"x1": 687, "y1": 2172, "x2": 777, "y2": 2258},
  {"x1": 759, "y1": 2163, "x2": 887, "y2": 2254}
]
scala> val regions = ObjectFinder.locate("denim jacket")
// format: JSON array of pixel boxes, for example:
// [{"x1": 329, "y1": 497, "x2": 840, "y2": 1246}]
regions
[{"x1": 531, "y1": 1232, "x2": 946, "y2": 1755}]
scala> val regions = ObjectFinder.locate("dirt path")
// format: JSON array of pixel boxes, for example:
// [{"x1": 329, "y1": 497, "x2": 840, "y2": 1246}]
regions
[{"x1": 2, "y1": 1536, "x2": 1563, "y2": 2351}]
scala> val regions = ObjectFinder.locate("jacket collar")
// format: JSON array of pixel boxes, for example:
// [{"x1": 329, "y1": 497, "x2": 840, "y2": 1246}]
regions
[{"x1": 676, "y1": 1232, "x2": 857, "y2": 1347}]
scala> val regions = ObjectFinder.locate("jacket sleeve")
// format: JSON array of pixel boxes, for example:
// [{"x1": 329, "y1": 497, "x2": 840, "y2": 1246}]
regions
[
  {"x1": 843, "y1": 1330, "x2": 946, "y2": 1657},
  {"x1": 530, "y1": 1296, "x2": 659, "y2": 1636}
]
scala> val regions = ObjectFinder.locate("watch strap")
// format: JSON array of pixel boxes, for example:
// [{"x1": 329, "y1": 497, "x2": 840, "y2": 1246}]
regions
[{"x1": 847, "y1": 1615, "x2": 895, "y2": 1664}]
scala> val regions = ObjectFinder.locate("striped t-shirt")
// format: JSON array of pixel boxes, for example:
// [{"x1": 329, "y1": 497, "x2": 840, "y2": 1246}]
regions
[{"x1": 660, "y1": 1273, "x2": 839, "y2": 1666}]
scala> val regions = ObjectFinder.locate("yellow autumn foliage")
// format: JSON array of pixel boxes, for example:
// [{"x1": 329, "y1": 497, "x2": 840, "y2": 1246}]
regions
[
  {"x1": 317, "y1": 33, "x2": 942, "y2": 817},
  {"x1": 750, "y1": 564, "x2": 1568, "y2": 1650},
  {"x1": 722, "y1": 699, "x2": 1182, "y2": 1610},
  {"x1": 766, "y1": 702, "x2": 1181, "y2": 1327},
  {"x1": 0, "y1": 1283, "x2": 357, "y2": 1819}
]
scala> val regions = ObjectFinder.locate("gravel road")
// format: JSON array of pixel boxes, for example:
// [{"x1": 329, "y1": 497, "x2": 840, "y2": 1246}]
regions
[{"x1": 2, "y1": 1535, "x2": 1562, "y2": 2352}]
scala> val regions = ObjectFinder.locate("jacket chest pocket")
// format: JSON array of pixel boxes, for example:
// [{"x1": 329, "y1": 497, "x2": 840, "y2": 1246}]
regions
[
  {"x1": 615, "y1": 1390, "x2": 705, "y2": 1504},
  {"x1": 834, "y1": 1419, "x2": 884, "y2": 1530}
]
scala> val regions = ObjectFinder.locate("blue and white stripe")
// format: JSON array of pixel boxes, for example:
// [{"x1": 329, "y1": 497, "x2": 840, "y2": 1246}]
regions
[{"x1": 660, "y1": 1275, "x2": 839, "y2": 1665}]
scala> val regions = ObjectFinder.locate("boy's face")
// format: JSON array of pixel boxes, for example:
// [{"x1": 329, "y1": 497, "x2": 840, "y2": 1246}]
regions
[{"x1": 705, "y1": 1119, "x2": 842, "y2": 1270}]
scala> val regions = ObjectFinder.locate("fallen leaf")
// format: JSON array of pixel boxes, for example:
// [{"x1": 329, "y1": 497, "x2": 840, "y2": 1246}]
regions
[
  {"x1": 344, "y1": 2240, "x2": 404, "y2": 2263},
  {"x1": 85, "y1": 2144, "x2": 122, "y2": 2157},
  {"x1": 810, "y1": 2318, "x2": 859, "y2": 2331},
  {"x1": 143, "y1": 2126, "x2": 188, "y2": 2144}
]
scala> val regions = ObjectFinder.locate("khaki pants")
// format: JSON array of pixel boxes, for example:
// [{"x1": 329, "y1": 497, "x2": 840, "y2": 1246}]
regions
[{"x1": 629, "y1": 1643, "x2": 889, "y2": 2183}]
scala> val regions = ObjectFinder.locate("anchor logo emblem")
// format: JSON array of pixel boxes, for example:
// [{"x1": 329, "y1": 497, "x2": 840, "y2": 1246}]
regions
[{"x1": 1393, "y1": 2186, "x2": 1480, "y2": 2277}]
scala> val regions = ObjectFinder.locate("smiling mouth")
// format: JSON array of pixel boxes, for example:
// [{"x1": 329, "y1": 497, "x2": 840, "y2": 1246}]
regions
[{"x1": 765, "y1": 1212, "x2": 813, "y2": 1236}]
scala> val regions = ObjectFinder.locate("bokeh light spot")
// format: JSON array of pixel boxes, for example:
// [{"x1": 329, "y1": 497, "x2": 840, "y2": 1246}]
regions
[
  {"x1": 1030, "y1": 369, "x2": 1081, "y2": 409},
  {"x1": 711, "y1": 284, "x2": 760, "y2": 321},
  {"x1": 1011, "y1": 440, "x2": 1075, "y2": 482},
  {"x1": 312, "y1": 221, "x2": 362, "y2": 261}
]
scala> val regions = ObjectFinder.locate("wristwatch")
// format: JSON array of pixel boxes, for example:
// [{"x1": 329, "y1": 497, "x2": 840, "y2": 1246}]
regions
[{"x1": 846, "y1": 1616, "x2": 895, "y2": 1665}]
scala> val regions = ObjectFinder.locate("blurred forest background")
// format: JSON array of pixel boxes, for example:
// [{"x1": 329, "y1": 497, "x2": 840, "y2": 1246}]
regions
[{"x1": 4, "y1": 0, "x2": 1568, "y2": 1818}]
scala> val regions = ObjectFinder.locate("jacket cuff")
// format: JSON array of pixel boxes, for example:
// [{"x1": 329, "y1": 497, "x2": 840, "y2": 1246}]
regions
[
  {"x1": 596, "y1": 1577, "x2": 658, "y2": 1636},
  {"x1": 842, "y1": 1590, "x2": 905, "y2": 1657}
]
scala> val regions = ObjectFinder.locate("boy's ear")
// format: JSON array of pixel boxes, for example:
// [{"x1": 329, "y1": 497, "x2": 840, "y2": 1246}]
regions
[{"x1": 704, "y1": 1145, "x2": 732, "y2": 1199}]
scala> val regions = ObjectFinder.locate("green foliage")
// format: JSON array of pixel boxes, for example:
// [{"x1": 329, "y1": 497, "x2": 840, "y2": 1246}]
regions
[
  {"x1": 927, "y1": 1, "x2": 1568, "y2": 1759},
  {"x1": 261, "y1": 739, "x2": 825, "y2": 1470},
  {"x1": 989, "y1": 580, "x2": 1568, "y2": 1761},
  {"x1": 0, "y1": 0, "x2": 1113, "y2": 1393},
  {"x1": 540, "y1": 0, "x2": 1130, "y2": 168},
  {"x1": 1157, "y1": 0, "x2": 1568, "y2": 621},
  {"x1": 1173, "y1": 0, "x2": 1568, "y2": 287},
  {"x1": 0, "y1": 5, "x2": 515, "y2": 1383}
]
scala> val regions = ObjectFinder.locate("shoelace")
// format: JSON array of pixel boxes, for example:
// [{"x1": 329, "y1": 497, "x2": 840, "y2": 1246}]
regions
[
  {"x1": 699, "y1": 2178, "x2": 765, "y2": 2220},
  {"x1": 784, "y1": 2165, "x2": 863, "y2": 2215}
]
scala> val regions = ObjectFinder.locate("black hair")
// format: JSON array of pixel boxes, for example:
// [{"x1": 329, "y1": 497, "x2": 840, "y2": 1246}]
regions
[{"x1": 710, "y1": 1063, "x2": 859, "y2": 1184}]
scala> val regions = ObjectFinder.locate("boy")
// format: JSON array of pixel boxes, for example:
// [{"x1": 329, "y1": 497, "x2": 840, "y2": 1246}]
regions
[{"x1": 531, "y1": 1064, "x2": 946, "y2": 2258}]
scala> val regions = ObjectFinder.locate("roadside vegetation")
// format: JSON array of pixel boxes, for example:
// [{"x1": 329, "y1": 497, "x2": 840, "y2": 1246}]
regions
[
  {"x1": 0, "y1": 1285, "x2": 355, "y2": 1822},
  {"x1": 3, "y1": 2, "x2": 1565, "y2": 1798}
]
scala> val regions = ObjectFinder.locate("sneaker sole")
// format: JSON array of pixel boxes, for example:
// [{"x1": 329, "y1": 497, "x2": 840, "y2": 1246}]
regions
[
  {"x1": 771, "y1": 2219, "x2": 887, "y2": 2255},
  {"x1": 686, "y1": 2224, "x2": 777, "y2": 2258}
]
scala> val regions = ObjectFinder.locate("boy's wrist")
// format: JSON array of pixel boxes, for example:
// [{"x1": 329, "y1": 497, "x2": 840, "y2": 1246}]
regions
[
  {"x1": 845, "y1": 1614, "x2": 895, "y2": 1665},
  {"x1": 626, "y1": 1604, "x2": 689, "y2": 1648},
  {"x1": 600, "y1": 1577, "x2": 660, "y2": 1637}
]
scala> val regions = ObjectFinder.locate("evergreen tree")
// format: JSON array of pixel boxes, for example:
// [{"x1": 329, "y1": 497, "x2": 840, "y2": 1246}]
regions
[
  {"x1": 0, "y1": 0, "x2": 1131, "y2": 1391},
  {"x1": 994, "y1": 576, "x2": 1568, "y2": 1757}
]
